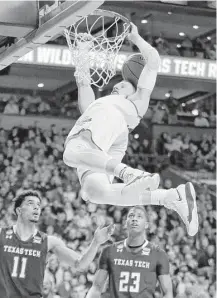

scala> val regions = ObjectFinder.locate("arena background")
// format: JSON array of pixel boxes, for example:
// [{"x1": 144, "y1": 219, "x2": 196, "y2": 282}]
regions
[{"x1": 0, "y1": 1, "x2": 216, "y2": 297}]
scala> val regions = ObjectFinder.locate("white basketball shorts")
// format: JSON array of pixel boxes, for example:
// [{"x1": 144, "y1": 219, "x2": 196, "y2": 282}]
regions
[{"x1": 65, "y1": 103, "x2": 129, "y2": 182}]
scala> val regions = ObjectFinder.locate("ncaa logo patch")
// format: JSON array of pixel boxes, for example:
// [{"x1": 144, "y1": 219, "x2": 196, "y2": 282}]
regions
[
  {"x1": 142, "y1": 248, "x2": 150, "y2": 256},
  {"x1": 6, "y1": 230, "x2": 13, "y2": 235},
  {"x1": 33, "y1": 236, "x2": 42, "y2": 244}
]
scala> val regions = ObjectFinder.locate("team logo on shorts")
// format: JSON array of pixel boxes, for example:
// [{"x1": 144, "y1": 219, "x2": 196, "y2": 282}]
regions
[
  {"x1": 33, "y1": 236, "x2": 42, "y2": 244},
  {"x1": 77, "y1": 116, "x2": 92, "y2": 127}
]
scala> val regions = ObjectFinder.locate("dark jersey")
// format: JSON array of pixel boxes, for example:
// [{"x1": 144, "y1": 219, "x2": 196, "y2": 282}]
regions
[
  {"x1": 0, "y1": 226, "x2": 48, "y2": 298},
  {"x1": 99, "y1": 240, "x2": 169, "y2": 298}
]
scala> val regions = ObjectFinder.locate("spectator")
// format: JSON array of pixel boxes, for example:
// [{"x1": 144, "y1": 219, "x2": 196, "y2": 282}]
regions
[
  {"x1": 180, "y1": 36, "x2": 194, "y2": 58},
  {"x1": 154, "y1": 32, "x2": 170, "y2": 55},
  {"x1": 152, "y1": 101, "x2": 168, "y2": 124},
  {"x1": 156, "y1": 132, "x2": 170, "y2": 155},
  {"x1": 42, "y1": 273, "x2": 57, "y2": 298},
  {"x1": 165, "y1": 91, "x2": 180, "y2": 124},
  {"x1": 195, "y1": 38, "x2": 216, "y2": 60},
  {"x1": 142, "y1": 139, "x2": 152, "y2": 154},
  {"x1": 3, "y1": 96, "x2": 19, "y2": 114},
  {"x1": 46, "y1": 254, "x2": 64, "y2": 289},
  {"x1": 54, "y1": 209, "x2": 68, "y2": 235},
  {"x1": 57, "y1": 270, "x2": 72, "y2": 298},
  {"x1": 194, "y1": 112, "x2": 210, "y2": 127},
  {"x1": 38, "y1": 100, "x2": 51, "y2": 114}
]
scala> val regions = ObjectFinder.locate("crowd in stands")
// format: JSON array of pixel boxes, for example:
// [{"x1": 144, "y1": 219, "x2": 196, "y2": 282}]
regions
[
  {"x1": 145, "y1": 34, "x2": 216, "y2": 61},
  {"x1": 150, "y1": 101, "x2": 216, "y2": 128},
  {"x1": 155, "y1": 132, "x2": 216, "y2": 172},
  {"x1": 120, "y1": 31, "x2": 216, "y2": 61},
  {"x1": 0, "y1": 122, "x2": 216, "y2": 298},
  {"x1": 1, "y1": 91, "x2": 216, "y2": 129},
  {"x1": 52, "y1": 29, "x2": 216, "y2": 61},
  {"x1": 0, "y1": 93, "x2": 80, "y2": 119},
  {"x1": 50, "y1": 12, "x2": 216, "y2": 62},
  {"x1": 127, "y1": 10, "x2": 216, "y2": 60}
]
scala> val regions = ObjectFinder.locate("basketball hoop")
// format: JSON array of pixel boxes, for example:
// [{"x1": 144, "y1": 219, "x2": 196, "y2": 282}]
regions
[{"x1": 64, "y1": 9, "x2": 131, "y2": 88}]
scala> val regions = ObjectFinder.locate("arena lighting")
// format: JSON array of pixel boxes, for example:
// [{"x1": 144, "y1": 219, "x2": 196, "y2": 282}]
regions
[
  {"x1": 193, "y1": 25, "x2": 199, "y2": 29},
  {"x1": 179, "y1": 32, "x2": 185, "y2": 37},
  {"x1": 192, "y1": 109, "x2": 199, "y2": 116},
  {"x1": 165, "y1": 93, "x2": 170, "y2": 98},
  {"x1": 160, "y1": 0, "x2": 187, "y2": 5},
  {"x1": 141, "y1": 19, "x2": 148, "y2": 24},
  {"x1": 134, "y1": 134, "x2": 139, "y2": 139},
  {"x1": 38, "y1": 83, "x2": 44, "y2": 88}
]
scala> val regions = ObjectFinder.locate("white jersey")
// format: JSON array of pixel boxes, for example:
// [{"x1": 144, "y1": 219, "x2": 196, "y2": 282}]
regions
[
  {"x1": 88, "y1": 94, "x2": 141, "y2": 130},
  {"x1": 65, "y1": 94, "x2": 138, "y2": 182}
]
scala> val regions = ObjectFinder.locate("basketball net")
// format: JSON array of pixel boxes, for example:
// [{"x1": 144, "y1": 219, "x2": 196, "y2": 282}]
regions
[{"x1": 64, "y1": 9, "x2": 130, "y2": 88}]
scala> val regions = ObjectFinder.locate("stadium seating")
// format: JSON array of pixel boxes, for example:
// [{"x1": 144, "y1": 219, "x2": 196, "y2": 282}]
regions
[{"x1": 0, "y1": 120, "x2": 215, "y2": 298}]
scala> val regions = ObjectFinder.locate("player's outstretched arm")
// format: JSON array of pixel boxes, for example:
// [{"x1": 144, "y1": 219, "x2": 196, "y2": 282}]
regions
[
  {"x1": 75, "y1": 39, "x2": 96, "y2": 114},
  {"x1": 128, "y1": 23, "x2": 160, "y2": 116},
  {"x1": 47, "y1": 224, "x2": 115, "y2": 271},
  {"x1": 157, "y1": 249, "x2": 173, "y2": 298},
  {"x1": 86, "y1": 269, "x2": 108, "y2": 298},
  {"x1": 158, "y1": 275, "x2": 173, "y2": 298},
  {"x1": 76, "y1": 74, "x2": 95, "y2": 114}
]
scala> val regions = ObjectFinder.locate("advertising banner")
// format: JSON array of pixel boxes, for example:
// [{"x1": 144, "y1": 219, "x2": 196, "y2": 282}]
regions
[{"x1": 17, "y1": 45, "x2": 216, "y2": 81}]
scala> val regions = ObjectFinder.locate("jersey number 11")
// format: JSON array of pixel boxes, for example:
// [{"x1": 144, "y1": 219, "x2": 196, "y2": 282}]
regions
[{"x1": 11, "y1": 256, "x2": 28, "y2": 279}]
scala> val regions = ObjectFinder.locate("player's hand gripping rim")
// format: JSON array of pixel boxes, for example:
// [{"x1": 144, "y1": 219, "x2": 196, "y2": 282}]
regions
[{"x1": 127, "y1": 22, "x2": 140, "y2": 44}]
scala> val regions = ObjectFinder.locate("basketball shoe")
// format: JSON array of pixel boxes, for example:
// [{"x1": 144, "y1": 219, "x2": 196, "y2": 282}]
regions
[
  {"x1": 166, "y1": 182, "x2": 198, "y2": 236},
  {"x1": 120, "y1": 168, "x2": 160, "y2": 191}
]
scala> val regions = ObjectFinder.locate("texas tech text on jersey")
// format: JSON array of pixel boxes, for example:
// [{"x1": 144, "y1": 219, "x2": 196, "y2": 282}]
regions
[
  {"x1": 99, "y1": 240, "x2": 169, "y2": 298},
  {"x1": 0, "y1": 226, "x2": 48, "y2": 298}
]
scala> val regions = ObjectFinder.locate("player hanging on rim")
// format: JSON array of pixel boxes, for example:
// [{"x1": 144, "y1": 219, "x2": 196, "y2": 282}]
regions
[
  {"x1": 63, "y1": 23, "x2": 198, "y2": 236},
  {"x1": 87, "y1": 206, "x2": 173, "y2": 298},
  {"x1": 0, "y1": 190, "x2": 115, "y2": 298}
]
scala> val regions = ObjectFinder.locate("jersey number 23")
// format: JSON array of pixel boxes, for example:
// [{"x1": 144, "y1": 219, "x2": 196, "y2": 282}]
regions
[{"x1": 119, "y1": 271, "x2": 140, "y2": 293}]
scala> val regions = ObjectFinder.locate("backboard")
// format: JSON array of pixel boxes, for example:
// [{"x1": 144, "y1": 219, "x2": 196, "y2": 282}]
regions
[{"x1": 0, "y1": 0, "x2": 104, "y2": 71}]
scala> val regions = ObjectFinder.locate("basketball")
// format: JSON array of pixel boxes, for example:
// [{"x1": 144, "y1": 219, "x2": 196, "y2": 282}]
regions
[{"x1": 122, "y1": 53, "x2": 146, "y2": 89}]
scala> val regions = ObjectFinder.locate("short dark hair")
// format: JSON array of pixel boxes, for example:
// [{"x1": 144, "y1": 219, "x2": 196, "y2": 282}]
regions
[
  {"x1": 127, "y1": 206, "x2": 148, "y2": 218},
  {"x1": 14, "y1": 190, "x2": 41, "y2": 215}
]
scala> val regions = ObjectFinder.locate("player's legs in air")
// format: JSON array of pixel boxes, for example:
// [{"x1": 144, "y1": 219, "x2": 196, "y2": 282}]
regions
[
  {"x1": 80, "y1": 173, "x2": 198, "y2": 237},
  {"x1": 64, "y1": 120, "x2": 198, "y2": 236}
]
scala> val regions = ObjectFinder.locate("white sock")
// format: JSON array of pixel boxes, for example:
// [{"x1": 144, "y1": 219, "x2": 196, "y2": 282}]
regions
[
  {"x1": 114, "y1": 164, "x2": 153, "y2": 181},
  {"x1": 150, "y1": 188, "x2": 179, "y2": 208},
  {"x1": 114, "y1": 163, "x2": 128, "y2": 179}
]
